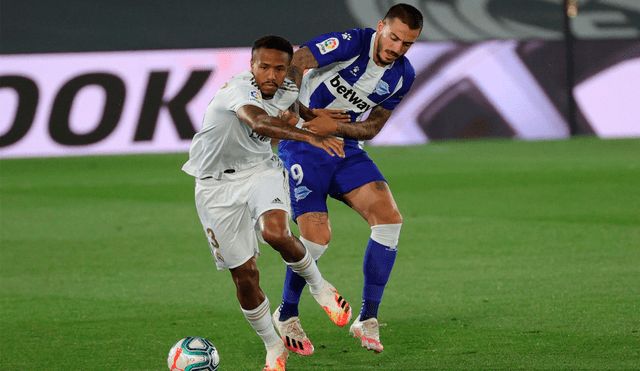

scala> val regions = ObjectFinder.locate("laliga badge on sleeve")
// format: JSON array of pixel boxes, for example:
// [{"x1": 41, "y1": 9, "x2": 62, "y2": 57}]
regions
[
  {"x1": 249, "y1": 90, "x2": 262, "y2": 100},
  {"x1": 317, "y1": 37, "x2": 339, "y2": 55}
]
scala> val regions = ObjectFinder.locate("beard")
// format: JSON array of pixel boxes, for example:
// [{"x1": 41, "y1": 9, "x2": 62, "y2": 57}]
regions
[{"x1": 376, "y1": 44, "x2": 400, "y2": 65}]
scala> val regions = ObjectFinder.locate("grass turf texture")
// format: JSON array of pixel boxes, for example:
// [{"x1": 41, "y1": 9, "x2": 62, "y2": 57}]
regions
[{"x1": 1, "y1": 137, "x2": 639, "y2": 370}]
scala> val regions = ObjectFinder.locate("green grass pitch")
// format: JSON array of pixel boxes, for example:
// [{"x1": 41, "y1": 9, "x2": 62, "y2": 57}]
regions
[{"x1": 1, "y1": 137, "x2": 639, "y2": 370}]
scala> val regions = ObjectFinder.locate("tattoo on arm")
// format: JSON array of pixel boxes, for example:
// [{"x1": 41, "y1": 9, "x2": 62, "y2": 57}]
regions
[
  {"x1": 335, "y1": 106, "x2": 393, "y2": 140},
  {"x1": 287, "y1": 47, "x2": 319, "y2": 87}
]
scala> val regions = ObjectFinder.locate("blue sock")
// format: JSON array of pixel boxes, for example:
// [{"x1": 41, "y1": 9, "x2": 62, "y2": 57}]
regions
[
  {"x1": 361, "y1": 238, "x2": 397, "y2": 321},
  {"x1": 278, "y1": 265, "x2": 307, "y2": 321}
]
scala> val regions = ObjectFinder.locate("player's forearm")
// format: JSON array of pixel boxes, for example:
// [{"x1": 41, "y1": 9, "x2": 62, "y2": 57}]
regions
[
  {"x1": 335, "y1": 121, "x2": 380, "y2": 140},
  {"x1": 334, "y1": 107, "x2": 391, "y2": 140},
  {"x1": 298, "y1": 104, "x2": 316, "y2": 122},
  {"x1": 253, "y1": 116, "x2": 316, "y2": 143}
]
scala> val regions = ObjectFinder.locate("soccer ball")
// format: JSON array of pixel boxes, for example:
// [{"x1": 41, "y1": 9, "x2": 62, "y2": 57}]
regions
[{"x1": 168, "y1": 337, "x2": 220, "y2": 371}]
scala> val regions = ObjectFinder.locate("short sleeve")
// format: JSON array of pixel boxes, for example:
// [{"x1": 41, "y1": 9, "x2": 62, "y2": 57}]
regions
[
  {"x1": 302, "y1": 28, "x2": 370, "y2": 68},
  {"x1": 222, "y1": 82, "x2": 264, "y2": 113}
]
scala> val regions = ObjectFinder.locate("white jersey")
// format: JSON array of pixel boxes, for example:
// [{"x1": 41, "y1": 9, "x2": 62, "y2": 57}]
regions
[{"x1": 182, "y1": 70, "x2": 298, "y2": 179}]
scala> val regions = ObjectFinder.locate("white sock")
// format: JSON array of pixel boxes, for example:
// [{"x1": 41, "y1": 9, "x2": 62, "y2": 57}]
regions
[
  {"x1": 241, "y1": 298, "x2": 280, "y2": 349},
  {"x1": 287, "y1": 248, "x2": 324, "y2": 295},
  {"x1": 370, "y1": 223, "x2": 402, "y2": 247},
  {"x1": 300, "y1": 237, "x2": 328, "y2": 260}
]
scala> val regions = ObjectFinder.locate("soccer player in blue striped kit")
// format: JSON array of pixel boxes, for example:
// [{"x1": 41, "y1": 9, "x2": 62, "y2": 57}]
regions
[{"x1": 273, "y1": 4, "x2": 423, "y2": 355}]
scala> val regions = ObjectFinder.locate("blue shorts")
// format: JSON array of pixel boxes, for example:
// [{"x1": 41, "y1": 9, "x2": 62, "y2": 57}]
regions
[{"x1": 278, "y1": 139, "x2": 386, "y2": 221}]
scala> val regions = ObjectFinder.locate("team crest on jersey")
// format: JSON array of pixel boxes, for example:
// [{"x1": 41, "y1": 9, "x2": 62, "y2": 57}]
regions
[
  {"x1": 374, "y1": 80, "x2": 390, "y2": 95},
  {"x1": 316, "y1": 37, "x2": 339, "y2": 55},
  {"x1": 250, "y1": 90, "x2": 261, "y2": 100},
  {"x1": 294, "y1": 186, "x2": 312, "y2": 202},
  {"x1": 215, "y1": 250, "x2": 225, "y2": 262}
]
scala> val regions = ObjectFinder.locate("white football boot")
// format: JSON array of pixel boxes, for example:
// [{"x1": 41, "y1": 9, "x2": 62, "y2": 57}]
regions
[
  {"x1": 349, "y1": 315, "x2": 384, "y2": 353},
  {"x1": 263, "y1": 340, "x2": 288, "y2": 371},
  {"x1": 312, "y1": 280, "x2": 352, "y2": 327},
  {"x1": 272, "y1": 306, "x2": 314, "y2": 356}
]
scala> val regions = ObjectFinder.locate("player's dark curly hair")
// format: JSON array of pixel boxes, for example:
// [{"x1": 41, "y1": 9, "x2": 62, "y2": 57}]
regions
[
  {"x1": 252, "y1": 35, "x2": 294, "y2": 60},
  {"x1": 384, "y1": 3, "x2": 423, "y2": 31}
]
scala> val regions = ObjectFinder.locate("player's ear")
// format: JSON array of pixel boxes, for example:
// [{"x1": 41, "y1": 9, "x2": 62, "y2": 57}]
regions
[
  {"x1": 250, "y1": 49, "x2": 257, "y2": 69},
  {"x1": 377, "y1": 20, "x2": 386, "y2": 33}
]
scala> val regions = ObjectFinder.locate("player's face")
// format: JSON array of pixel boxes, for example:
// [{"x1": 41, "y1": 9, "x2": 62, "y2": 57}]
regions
[
  {"x1": 374, "y1": 18, "x2": 420, "y2": 66},
  {"x1": 250, "y1": 48, "x2": 291, "y2": 99}
]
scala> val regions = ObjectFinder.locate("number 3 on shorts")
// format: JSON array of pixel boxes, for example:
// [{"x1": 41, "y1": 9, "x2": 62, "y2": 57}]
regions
[
  {"x1": 290, "y1": 164, "x2": 304, "y2": 186},
  {"x1": 206, "y1": 228, "x2": 219, "y2": 248}
]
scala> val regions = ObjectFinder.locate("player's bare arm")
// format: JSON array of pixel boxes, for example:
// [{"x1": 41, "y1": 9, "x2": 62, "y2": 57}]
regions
[
  {"x1": 271, "y1": 103, "x2": 300, "y2": 146},
  {"x1": 238, "y1": 105, "x2": 344, "y2": 157},
  {"x1": 278, "y1": 101, "x2": 300, "y2": 126},
  {"x1": 303, "y1": 105, "x2": 393, "y2": 140},
  {"x1": 335, "y1": 106, "x2": 393, "y2": 140},
  {"x1": 299, "y1": 104, "x2": 351, "y2": 123},
  {"x1": 287, "y1": 46, "x2": 319, "y2": 87}
]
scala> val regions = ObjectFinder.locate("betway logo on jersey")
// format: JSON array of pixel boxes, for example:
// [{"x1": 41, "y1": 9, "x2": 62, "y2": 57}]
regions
[{"x1": 324, "y1": 74, "x2": 375, "y2": 113}]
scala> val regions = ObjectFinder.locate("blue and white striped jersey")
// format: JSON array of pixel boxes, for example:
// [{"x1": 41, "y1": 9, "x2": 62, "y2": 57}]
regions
[{"x1": 299, "y1": 27, "x2": 416, "y2": 123}]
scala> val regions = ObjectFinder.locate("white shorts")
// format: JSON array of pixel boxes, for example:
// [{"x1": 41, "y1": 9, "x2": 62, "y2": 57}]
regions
[{"x1": 193, "y1": 158, "x2": 291, "y2": 270}]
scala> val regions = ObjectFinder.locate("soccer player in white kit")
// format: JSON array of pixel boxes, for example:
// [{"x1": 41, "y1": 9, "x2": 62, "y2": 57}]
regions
[{"x1": 182, "y1": 35, "x2": 352, "y2": 371}]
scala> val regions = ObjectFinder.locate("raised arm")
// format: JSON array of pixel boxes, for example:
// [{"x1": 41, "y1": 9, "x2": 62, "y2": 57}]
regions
[
  {"x1": 237, "y1": 104, "x2": 344, "y2": 157},
  {"x1": 287, "y1": 46, "x2": 319, "y2": 87}
]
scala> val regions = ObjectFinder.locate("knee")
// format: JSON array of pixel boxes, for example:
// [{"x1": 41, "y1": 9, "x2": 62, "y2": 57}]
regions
[
  {"x1": 298, "y1": 214, "x2": 332, "y2": 246},
  {"x1": 367, "y1": 202, "x2": 402, "y2": 225},
  {"x1": 306, "y1": 227, "x2": 332, "y2": 246},
  {"x1": 383, "y1": 203, "x2": 402, "y2": 224},
  {"x1": 259, "y1": 212, "x2": 292, "y2": 247}
]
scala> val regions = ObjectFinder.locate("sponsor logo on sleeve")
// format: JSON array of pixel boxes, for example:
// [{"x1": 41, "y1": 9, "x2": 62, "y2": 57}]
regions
[{"x1": 316, "y1": 37, "x2": 339, "y2": 55}]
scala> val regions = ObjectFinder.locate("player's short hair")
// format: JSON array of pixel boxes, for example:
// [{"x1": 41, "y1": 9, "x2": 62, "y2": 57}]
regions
[
  {"x1": 384, "y1": 3, "x2": 423, "y2": 31},
  {"x1": 252, "y1": 35, "x2": 294, "y2": 60}
]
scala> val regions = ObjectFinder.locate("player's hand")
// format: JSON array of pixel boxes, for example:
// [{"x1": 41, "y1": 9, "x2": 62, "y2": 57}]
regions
[
  {"x1": 309, "y1": 135, "x2": 345, "y2": 158},
  {"x1": 302, "y1": 112, "x2": 340, "y2": 136},
  {"x1": 278, "y1": 109, "x2": 300, "y2": 126},
  {"x1": 311, "y1": 109, "x2": 351, "y2": 123}
]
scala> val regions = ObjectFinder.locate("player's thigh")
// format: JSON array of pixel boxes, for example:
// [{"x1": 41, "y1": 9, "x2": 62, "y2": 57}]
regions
[
  {"x1": 278, "y1": 140, "x2": 333, "y2": 221},
  {"x1": 194, "y1": 179, "x2": 260, "y2": 270},
  {"x1": 245, "y1": 163, "x2": 294, "y2": 242},
  {"x1": 342, "y1": 181, "x2": 402, "y2": 226}
]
